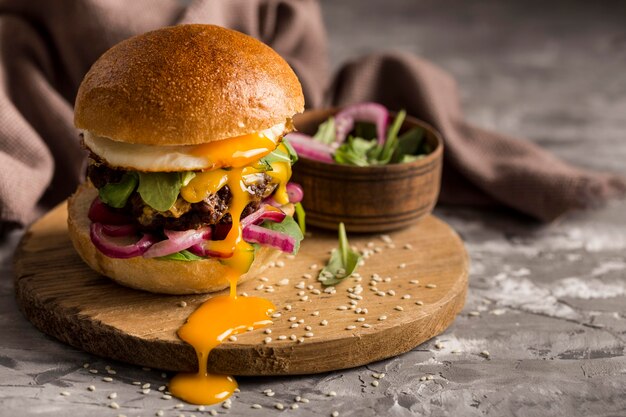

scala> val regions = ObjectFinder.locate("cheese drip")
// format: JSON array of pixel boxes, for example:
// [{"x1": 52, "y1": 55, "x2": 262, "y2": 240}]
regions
[{"x1": 170, "y1": 155, "x2": 291, "y2": 405}]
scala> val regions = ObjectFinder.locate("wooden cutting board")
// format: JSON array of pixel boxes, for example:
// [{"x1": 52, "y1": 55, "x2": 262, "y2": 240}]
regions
[{"x1": 13, "y1": 201, "x2": 468, "y2": 375}]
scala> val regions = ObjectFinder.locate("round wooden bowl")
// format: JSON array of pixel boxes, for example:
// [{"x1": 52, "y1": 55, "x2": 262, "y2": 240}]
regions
[{"x1": 291, "y1": 108, "x2": 443, "y2": 233}]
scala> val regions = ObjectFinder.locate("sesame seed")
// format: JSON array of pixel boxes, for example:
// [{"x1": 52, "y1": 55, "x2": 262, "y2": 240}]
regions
[
  {"x1": 332, "y1": 411, "x2": 339, "y2": 417},
  {"x1": 288, "y1": 316, "x2": 297, "y2": 322},
  {"x1": 305, "y1": 332, "x2": 314, "y2": 338},
  {"x1": 435, "y1": 342, "x2": 444, "y2": 349},
  {"x1": 209, "y1": 411, "x2": 217, "y2": 416},
  {"x1": 362, "y1": 324, "x2": 371, "y2": 328},
  {"x1": 311, "y1": 289, "x2": 321, "y2": 295},
  {"x1": 89, "y1": 369, "x2": 98, "y2": 374},
  {"x1": 142, "y1": 389, "x2": 151, "y2": 394},
  {"x1": 87, "y1": 385, "x2": 95, "y2": 391},
  {"x1": 60, "y1": 391, "x2": 70, "y2": 396},
  {"x1": 415, "y1": 300, "x2": 424, "y2": 306},
  {"x1": 109, "y1": 392, "x2": 118, "y2": 399},
  {"x1": 247, "y1": 326, "x2": 254, "y2": 331},
  {"x1": 278, "y1": 335, "x2": 287, "y2": 340},
  {"x1": 291, "y1": 404, "x2": 299, "y2": 410},
  {"x1": 300, "y1": 398, "x2": 310, "y2": 403},
  {"x1": 426, "y1": 283, "x2": 437, "y2": 289},
  {"x1": 255, "y1": 284, "x2": 264, "y2": 290},
  {"x1": 264, "y1": 337, "x2": 272, "y2": 344},
  {"x1": 142, "y1": 383, "x2": 151, "y2": 389},
  {"x1": 285, "y1": 304, "x2": 292, "y2": 310},
  {"x1": 394, "y1": 306, "x2": 404, "y2": 312},
  {"x1": 265, "y1": 328, "x2": 272, "y2": 334},
  {"x1": 132, "y1": 381, "x2": 141, "y2": 386},
  {"x1": 480, "y1": 350, "x2": 491, "y2": 358},
  {"x1": 107, "y1": 369, "x2": 117, "y2": 375},
  {"x1": 304, "y1": 325, "x2": 312, "y2": 331},
  {"x1": 345, "y1": 325, "x2": 356, "y2": 330},
  {"x1": 469, "y1": 311, "x2": 481, "y2": 317},
  {"x1": 427, "y1": 375, "x2": 434, "y2": 380},
  {"x1": 337, "y1": 305, "x2": 348, "y2": 310},
  {"x1": 109, "y1": 402, "x2": 120, "y2": 409},
  {"x1": 312, "y1": 311, "x2": 320, "y2": 316},
  {"x1": 310, "y1": 264, "x2": 318, "y2": 270},
  {"x1": 229, "y1": 336, "x2": 237, "y2": 342},
  {"x1": 376, "y1": 291, "x2": 385, "y2": 297},
  {"x1": 156, "y1": 411, "x2": 164, "y2": 417},
  {"x1": 222, "y1": 402, "x2": 231, "y2": 409},
  {"x1": 402, "y1": 294, "x2": 411, "y2": 299},
  {"x1": 324, "y1": 287, "x2": 335, "y2": 294},
  {"x1": 409, "y1": 279, "x2": 419, "y2": 284},
  {"x1": 320, "y1": 320, "x2": 328, "y2": 326},
  {"x1": 272, "y1": 312, "x2": 282, "y2": 318},
  {"x1": 297, "y1": 290, "x2": 305, "y2": 296},
  {"x1": 178, "y1": 301, "x2": 187, "y2": 308},
  {"x1": 197, "y1": 406, "x2": 205, "y2": 411},
  {"x1": 277, "y1": 278, "x2": 289, "y2": 286},
  {"x1": 275, "y1": 403, "x2": 284, "y2": 410},
  {"x1": 290, "y1": 334, "x2": 297, "y2": 341},
  {"x1": 303, "y1": 273, "x2": 312, "y2": 279},
  {"x1": 378, "y1": 315, "x2": 387, "y2": 321},
  {"x1": 276, "y1": 261, "x2": 285, "y2": 268},
  {"x1": 83, "y1": 363, "x2": 90, "y2": 368},
  {"x1": 420, "y1": 376, "x2": 427, "y2": 381},
  {"x1": 371, "y1": 381, "x2": 379, "y2": 387},
  {"x1": 451, "y1": 349, "x2": 462, "y2": 354},
  {"x1": 300, "y1": 296, "x2": 309, "y2": 301},
  {"x1": 298, "y1": 337, "x2": 305, "y2": 343},
  {"x1": 327, "y1": 391, "x2": 337, "y2": 397},
  {"x1": 161, "y1": 394, "x2": 172, "y2": 400},
  {"x1": 398, "y1": 263, "x2": 406, "y2": 269},
  {"x1": 252, "y1": 404, "x2": 262, "y2": 409},
  {"x1": 174, "y1": 403, "x2": 184, "y2": 409},
  {"x1": 356, "y1": 317, "x2": 365, "y2": 322},
  {"x1": 103, "y1": 377, "x2": 113, "y2": 382}
]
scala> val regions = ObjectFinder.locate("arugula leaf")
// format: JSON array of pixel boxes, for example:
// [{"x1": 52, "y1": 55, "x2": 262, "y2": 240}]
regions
[
  {"x1": 392, "y1": 126, "x2": 425, "y2": 163},
  {"x1": 98, "y1": 172, "x2": 138, "y2": 208},
  {"x1": 137, "y1": 172, "x2": 186, "y2": 212},
  {"x1": 158, "y1": 249, "x2": 205, "y2": 261},
  {"x1": 294, "y1": 202, "x2": 306, "y2": 234},
  {"x1": 334, "y1": 136, "x2": 375, "y2": 166},
  {"x1": 281, "y1": 139, "x2": 298, "y2": 164},
  {"x1": 378, "y1": 110, "x2": 406, "y2": 164},
  {"x1": 318, "y1": 222, "x2": 362, "y2": 286},
  {"x1": 181, "y1": 171, "x2": 196, "y2": 186},
  {"x1": 253, "y1": 158, "x2": 274, "y2": 172},
  {"x1": 312, "y1": 117, "x2": 336, "y2": 145},
  {"x1": 260, "y1": 216, "x2": 304, "y2": 254}
]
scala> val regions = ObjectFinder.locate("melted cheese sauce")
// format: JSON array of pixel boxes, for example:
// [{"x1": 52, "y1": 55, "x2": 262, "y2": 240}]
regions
[{"x1": 166, "y1": 136, "x2": 292, "y2": 405}]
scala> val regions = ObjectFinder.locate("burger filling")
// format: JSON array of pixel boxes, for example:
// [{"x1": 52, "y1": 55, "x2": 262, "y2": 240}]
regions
[{"x1": 82, "y1": 130, "x2": 305, "y2": 264}]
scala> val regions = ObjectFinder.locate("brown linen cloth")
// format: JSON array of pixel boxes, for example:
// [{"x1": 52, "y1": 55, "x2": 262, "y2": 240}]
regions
[{"x1": 0, "y1": 0, "x2": 623, "y2": 230}]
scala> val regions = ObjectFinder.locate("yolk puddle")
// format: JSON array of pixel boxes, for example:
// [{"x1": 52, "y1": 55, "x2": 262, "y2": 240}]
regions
[
  {"x1": 191, "y1": 131, "x2": 279, "y2": 169},
  {"x1": 170, "y1": 166, "x2": 276, "y2": 405}
]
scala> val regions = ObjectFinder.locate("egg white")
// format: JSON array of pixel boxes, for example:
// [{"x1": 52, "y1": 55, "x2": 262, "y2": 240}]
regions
[{"x1": 82, "y1": 123, "x2": 286, "y2": 172}]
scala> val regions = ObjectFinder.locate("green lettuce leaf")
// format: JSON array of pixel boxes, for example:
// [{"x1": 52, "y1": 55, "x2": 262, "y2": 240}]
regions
[
  {"x1": 137, "y1": 172, "x2": 189, "y2": 212},
  {"x1": 294, "y1": 202, "x2": 306, "y2": 234},
  {"x1": 312, "y1": 117, "x2": 336, "y2": 145},
  {"x1": 392, "y1": 126, "x2": 425, "y2": 163},
  {"x1": 260, "y1": 215, "x2": 304, "y2": 255},
  {"x1": 98, "y1": 172, "x2": 138, "y2": 208},
  {"x1": 318, "y1": 222, "x2": 361, "y2": 286},
  {"x1": 158, "y1": 249, "x2": 205, "y2": 261}
]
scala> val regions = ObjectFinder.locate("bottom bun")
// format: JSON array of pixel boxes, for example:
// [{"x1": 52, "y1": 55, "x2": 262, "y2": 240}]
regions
[{"x1": 67, "y1": 184, "x2": 284, "y2": 295}]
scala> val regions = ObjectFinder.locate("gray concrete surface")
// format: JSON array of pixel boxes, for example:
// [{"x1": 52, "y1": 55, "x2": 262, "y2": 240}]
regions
[{"x1": 2, "y1": 1, "x2": 626, "y2": 416}]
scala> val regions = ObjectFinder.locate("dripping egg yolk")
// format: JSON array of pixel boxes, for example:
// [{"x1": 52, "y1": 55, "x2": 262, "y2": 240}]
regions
[{"x1": 167, "y1": 129, "x2": 292, "y2": 405}]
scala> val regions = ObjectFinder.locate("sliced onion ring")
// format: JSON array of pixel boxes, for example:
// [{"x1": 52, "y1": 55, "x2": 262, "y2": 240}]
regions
[
  {"x1": 101, "y1": 224, "x2": 137, "y2": 237},
  {"x1": 143, "y1": 227, "x2": 212, "y2": 258},
  {"x1": 88, "y1": 197, "x2": 133, "y2": 225},
  {"x1": 242, "y1": 224, "x2": 296, "y2": 254},
  {"x1": 335, "y1": 102, "x2": 389, "y2": 145},
  {"x1": 241, "y1": 204, "x2": 286, "y2": 229},
  {"x1": 285, "y1": 132, "x2": 334, "y2": 163},
  {"x1": 90, "y1": 223, "x2": 155, "y2": 259}
]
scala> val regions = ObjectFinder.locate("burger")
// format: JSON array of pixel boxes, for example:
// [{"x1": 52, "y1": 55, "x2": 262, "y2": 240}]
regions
[{"x1": 68, "y1": 24, "x2": 305, "y2": 294}]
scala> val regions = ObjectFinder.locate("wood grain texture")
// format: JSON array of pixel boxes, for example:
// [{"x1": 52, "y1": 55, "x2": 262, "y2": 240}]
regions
[
  {"x1": 14, "y1": 201, "x2": 468, "y2": 375},
  {"x1": 291, "y1": 108, "x2": 443, "y2": 233}
]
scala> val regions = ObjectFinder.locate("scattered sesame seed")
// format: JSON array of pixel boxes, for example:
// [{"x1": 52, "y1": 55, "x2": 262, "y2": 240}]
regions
[
  {"x1": 425, "y1": 283, "x2": 437, "y2": 289},
  {"x1": 276, "y1": 261, "x2": 285, "y2": 268},
  {"x1": 469, "y1": 311, "x2": 481, "y2": 317},
  {"x1": 107, "y1": 369, "x2": 117, "y2": 375},
  {"x1": 311, "y1": 289, "x2": 321, "y2": 295},
  {"x1": 252, "y1": 404, "x2": 262, "y2": 409},
  {"x1": 304, "y1": 325, "x2": 312, "y2": 331},
  {"x1": 132, "y1": 381, "x2": 141, "y2": 386},
  {"x1": 109, "y1": 392, "x2": 118, "y2": 399},
  {"x1": 300, "y1": 296, "x2": 309, "y2": 302},
  {"x1": 89, "y1": 369, "x2": 98, "y2": 374},
  {"x1": 409, "y1": 279, "x2": 419, "y2": 284},
  {"x1": 305, "y1": 332, "x2": 314, "y2": 338},
  {"x1": 278, "y1": 335, "x2": 287, "y2": 340},
  {"x1": 362, "y1": 324, "x2": 371, "y2": 328},
  {"x1": 291, "y1": 404, "x2": 299, "y2": 410},
  {"x1": 300, "y1": 398, "x2": 310, "y2": 403},
  {"x1": 142, "y1": 383, "x2": 151, "y2": 389},
  {"x1": 415, "y1": 300, "x2": 424, "y2": 306},
  {"x1": 320, "y1": 320, "x2": 328, "y2": 326},
  {"x1": 277, "y1": 278, "x2": 289, "y2": 286},
  {"x1": 265, "y1": 329, "x2": 272, "y2": 334},
  {"x1": 272, "y1": 312, "x2": 282, "y2": 318},
  {"x1": 402, "y1": 294, "x2": 411, "y2": 299},
  {"x1": 435, "y1": 342, "x2": 444, "y2": 349},
  {"x1": 175, "y1": 403, "x2": 184, "y2": 409},
  {"x1": 178, "y1": 301, "x2": 187, "y2": 308},
  {"x1": 255, "y1": 284, "x2": 265, "y2": 290},
  {"x1": 222, "y1": 402, "x2": 231, "y2": 409},
  {"x1": 420, "y1": 376, "x2": 427, "y2": 381},
  {"x1": 83, "y1": 363, "x2": 90, "y2": 368},
  {"x1": 142, "y1": 389, "x2": 151, "y2": 395},
  {"x1": 209, "y1": 411, "x2": 217, "y2": 416},
  {"x1": 376, "y1": 291, "x2": 385, "y2": 297},
  {"x1": 398, "y1": 263, "x2": 406, "y2": 269},
  {"x1": 162, "y1": 395, "x2": 172, "y2": 400},
  {"x1": 156, "y1": 411, "x2": 164, "y2": 417},
  {"x1": 264, "y1": 337, "x2": 272, "y2": 344},
  {"x1": 378, "y1": 315, "x2": 387, "y2": 321},
  {"x1": 356, "y1": 317, "x2": 365, "y2": 322},
  {"x1": 87, "y1": 385, "x2": 95, "y2": 392},
  {"x1": 451, "y1": 349, "x2": 462, "y2": 354},
  {"x1": 480, "y1": 350, "x2": 491, "y2": 358},
  {"x1": 275, "y1": 403, "x2": 284, "y2": 410},
  {"x1": 427, "y1": 375, "x2": 434, "y2": 380},
  {"x1": 371, "y1": 381, "x2": 379, "y2": 387},
  {"x1": 394, "y1": 306, "x2": 404, "y2": 311},
  {"x1": 260, "y1": 277, "x2": 269, "y2": 282},
  {"x1": 285, "y1": 304, "x2": 292, "y2": 310},
  {"x1": 310, "y1": 264, "x2": 318, "y2": 270},
  {"x1": 109, "y1": 402, "x2": 120, "y2": 409},
  {"x1": 345, "y1": 325, "x2": 356, "y2": 330},
  {"x1": 303, "y1": 273, "x2": 312, "y2": 279},
  {"x1": 229, "y1": 336, "x2": 237, "y2": 342},
  {"x1": 337, "y1": 306, "x2": 348, "y2": 311},
  {"x1": 327, "y1": 391, "x2": 337, "y2": 397},
  {"x1": 290, "y1": 334, "x2": 297, "y2": 341},
  {"x1": 103, "y1": 377, "x2": 113, "y2": 382},
  {"x1": 288, "y1": 316, "x2": 297, "y2": 322},
  {"x1": 331, "y1": 411, "x2": 339, "y2": 417},
  {"x1": 404, "y1": 243, "x2": 413, "y2": 250},
  {"x1": 197, "y1": 406, "x2": 205, "y2": 411},
  {"x1": 60, "y1": 391, "x2": 70, "y2": 396},
  {"x1": 311, "y1": 311, "x2": 320, "y2": 316}
]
